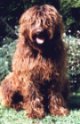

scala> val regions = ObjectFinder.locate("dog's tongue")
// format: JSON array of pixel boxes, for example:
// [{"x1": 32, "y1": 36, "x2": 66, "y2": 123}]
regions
[{"x1": 36, "y1": 38, "x2": 44, "y2": 45}]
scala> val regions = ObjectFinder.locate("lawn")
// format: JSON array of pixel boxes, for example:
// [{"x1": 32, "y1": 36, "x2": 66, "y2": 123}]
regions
[{"x1": 0, "y1": 104, "x2": 80, "y2": 124}]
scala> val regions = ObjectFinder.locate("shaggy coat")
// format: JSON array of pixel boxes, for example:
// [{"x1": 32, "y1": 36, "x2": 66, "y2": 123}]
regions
[{"x1": 0, "y1": 4, "x2": 69, "y2": 118}]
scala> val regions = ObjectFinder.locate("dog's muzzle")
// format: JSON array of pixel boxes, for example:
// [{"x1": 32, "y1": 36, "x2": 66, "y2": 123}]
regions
[{"x1": 32, "y1": 30, "x2": 50, "y2": 46}]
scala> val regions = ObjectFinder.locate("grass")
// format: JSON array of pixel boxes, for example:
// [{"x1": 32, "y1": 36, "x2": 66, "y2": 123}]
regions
[{"x1": 0, "y1": 104, "x2": 80, "y2": 124}]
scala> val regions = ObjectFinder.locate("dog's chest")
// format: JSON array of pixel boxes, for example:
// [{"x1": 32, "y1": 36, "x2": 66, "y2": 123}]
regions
[{"x1": 28, "y1": 55, "x2": 57, "y2": 83}]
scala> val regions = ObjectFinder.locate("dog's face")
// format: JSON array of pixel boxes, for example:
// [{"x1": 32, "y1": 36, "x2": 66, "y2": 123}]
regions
[
  {"x1": 29, "y1": 25, "x2": 53, "y2": 51},
  {"x1": 19, "y1": 5, "x2": 63, "y2": 52}
]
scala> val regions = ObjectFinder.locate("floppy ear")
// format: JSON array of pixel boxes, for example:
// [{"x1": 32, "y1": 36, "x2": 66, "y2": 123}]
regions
[
  {"x1": 58, "y1": 15, "x2": 64, "y2": 36},
  {"x1": 18, "y1": 11, "x2": 31, "y2": 41},
  {"x1": 54, "y1": 15, "x2": 64, "y2": 40}
]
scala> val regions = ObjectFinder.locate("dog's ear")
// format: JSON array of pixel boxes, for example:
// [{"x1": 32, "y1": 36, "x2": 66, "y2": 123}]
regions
[
  {"x1": 58, "y1": 15, "x2": 64, "y2": 37},
  {"x1": 46, "y1": 4, "x2": 64, "y2": 39},
  {"x1": 18, "y1": 10, "x2": 30, "y2": 41},
  {"x1": 53, "y1": 15, "x2": 64, "y2": 40}
]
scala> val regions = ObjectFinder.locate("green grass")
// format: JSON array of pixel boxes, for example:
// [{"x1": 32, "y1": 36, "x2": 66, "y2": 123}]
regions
[{"x1": 0, "y1": 104, "x2": 80, "y2": 124}]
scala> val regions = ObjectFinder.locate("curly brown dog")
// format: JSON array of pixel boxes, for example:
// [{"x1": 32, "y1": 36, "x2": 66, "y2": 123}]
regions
[{"x1": 0, "y1": 4, "x2": 69, "y2": 118}]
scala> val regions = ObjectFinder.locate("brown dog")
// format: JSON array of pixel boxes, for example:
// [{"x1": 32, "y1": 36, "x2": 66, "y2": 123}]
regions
[{"x1": 0, "y1": 4, "x2": 69, "y2": 118}]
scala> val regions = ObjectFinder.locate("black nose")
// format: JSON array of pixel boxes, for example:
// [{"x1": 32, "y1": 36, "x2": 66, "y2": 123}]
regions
[{"x1": 36, "y1": 31, "x2": 48, "y2": 39}]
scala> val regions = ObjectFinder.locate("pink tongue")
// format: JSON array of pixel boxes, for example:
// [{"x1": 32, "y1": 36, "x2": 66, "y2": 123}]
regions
[{"x1": 36, "y1": 38, "x2": 44, "y2": 44}]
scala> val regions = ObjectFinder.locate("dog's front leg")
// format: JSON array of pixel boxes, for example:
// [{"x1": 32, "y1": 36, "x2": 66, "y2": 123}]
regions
[
  {"x1": 23, "y1": 82, "x2": 46, "y2": 118},
  {"x1": 49, "y1": 90, "x2": 69, "y2": 116},
  {"x1": 0, "y1": 73, "x2": 19, "y2": 108}
]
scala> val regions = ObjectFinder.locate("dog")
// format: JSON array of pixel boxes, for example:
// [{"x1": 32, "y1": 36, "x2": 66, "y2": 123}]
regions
[{"x1": 0, "y1": 4, "x2": 69, "y2": 118}]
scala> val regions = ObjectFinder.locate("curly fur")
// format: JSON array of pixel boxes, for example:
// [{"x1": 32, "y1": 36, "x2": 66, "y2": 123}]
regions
[{"x1": 0, "y1": 4, "x2": 69, "y2": 118}]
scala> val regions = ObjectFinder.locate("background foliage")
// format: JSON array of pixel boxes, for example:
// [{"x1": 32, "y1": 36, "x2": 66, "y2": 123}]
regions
[
  {"x1": 60, "y1": 0, "x2": 80, "y2": 36},
  {"x1": 0, "y1": 0, "x2": 80, "y2": 45}
]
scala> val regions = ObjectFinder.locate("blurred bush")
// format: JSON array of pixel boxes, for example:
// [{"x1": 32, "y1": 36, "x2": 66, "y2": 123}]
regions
[
  {"x1": 64, "y1": 35, "x2": 80, "y2": 93},
  {"x1": 0, "y1": 39, "x2": 16, "y2": 81},
  {"x1": 0, "y1": 0, "x2": 80, "y2": 45},
  {"x1": 60, "y1": 0, "x2": 80, "y2": 36}
]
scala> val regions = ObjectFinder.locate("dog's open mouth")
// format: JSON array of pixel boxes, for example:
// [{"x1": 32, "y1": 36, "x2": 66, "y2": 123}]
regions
[
  {"x1": 36, "y1": 37, "x2": 45, "y2": 45},
  {"x1": 32, "y1": 30, "x2": 49, "y2": 46}
]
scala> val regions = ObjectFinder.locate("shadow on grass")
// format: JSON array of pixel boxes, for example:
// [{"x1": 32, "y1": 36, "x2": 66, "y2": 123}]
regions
[{"x1": 68, "y1": 94, "x2": 80, "y2": 110}]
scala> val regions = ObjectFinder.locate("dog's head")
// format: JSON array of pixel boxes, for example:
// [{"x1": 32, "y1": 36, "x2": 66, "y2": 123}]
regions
[{"x1": 19, "y1": 4, "x2": 64, "y2": 53}]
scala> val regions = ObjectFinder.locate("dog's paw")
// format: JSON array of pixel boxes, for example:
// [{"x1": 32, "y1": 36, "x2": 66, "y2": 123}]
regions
[{"x1": 50, "y1": 106, "x2": 69, "y2": 116}]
